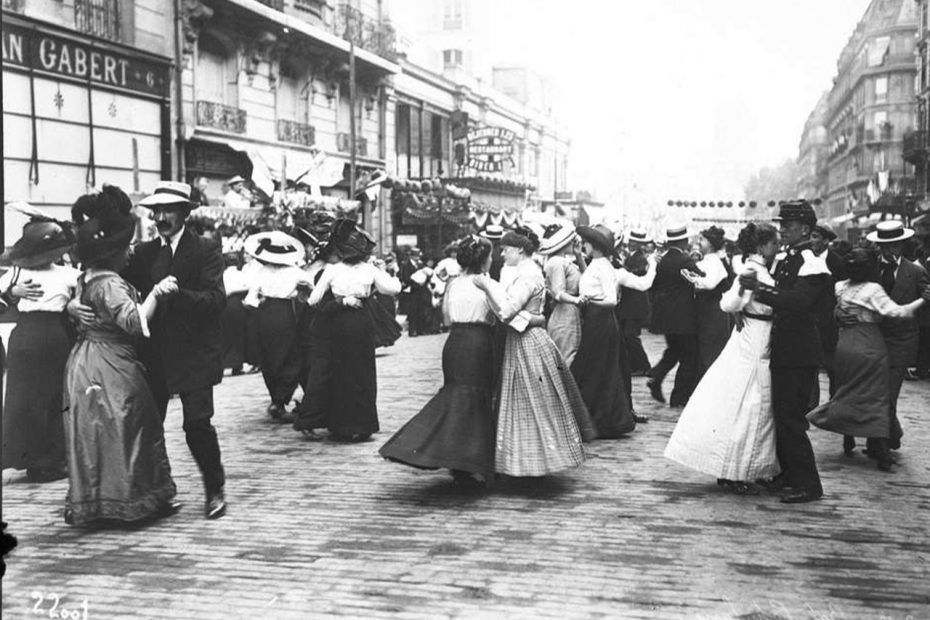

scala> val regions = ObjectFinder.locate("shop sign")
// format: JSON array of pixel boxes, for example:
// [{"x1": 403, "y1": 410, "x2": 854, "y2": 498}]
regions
[
  {"x1": 465, "y1": 126, "x2": 515, "y2": 173},
  {"x1": 2, "y1": 20, "x2": 169, "y2": 98}
]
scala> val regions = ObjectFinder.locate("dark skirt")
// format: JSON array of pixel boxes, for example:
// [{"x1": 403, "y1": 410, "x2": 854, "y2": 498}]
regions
[
  {"x1": 379, "y1": 323, "x2": 496, "y2": 478},
  {"x1": 696, "y1": 293, "x2": 731, "y2": 378},
  {"x1": 220, "y1": 292, "x2": 248, "y2": 369},
  {"x1": 807, "y1": 322, "x2": 891, "y2": 438},
  {"x1": 257, "y1": 298, "x2": 302, "y2": 406},
  {"x1": 366, "y1": 295, "x2": 402, "y2": 348},
  {"x1": 571, "y1": 305, "x2": 635, "y2": 438},
  {"x1": 295, "y1": 299, "x2": 379, "y2": 436},
  {"x1": 2, "y1": 312, "x2": 71, "y2": 471}
]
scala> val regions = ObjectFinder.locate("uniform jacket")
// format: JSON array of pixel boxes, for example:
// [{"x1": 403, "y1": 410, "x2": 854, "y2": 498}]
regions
[
  {"x1": 124, "y1": 228, "x2": 226, "y2": 393},
  {"x1": 753, "y1": 247, "x2": 829, "y2": 369},
  {"x1": 881, "y1": 257, "x2": 929, "y2": 367},
  {"x1": 649, "y1": 246, "x2": 698, "y2": 335}
]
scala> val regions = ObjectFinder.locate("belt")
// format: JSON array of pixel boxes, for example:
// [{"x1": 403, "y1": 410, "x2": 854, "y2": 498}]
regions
[{"x1": 743, "y1": 311, "x2": 772, "y2": 322}]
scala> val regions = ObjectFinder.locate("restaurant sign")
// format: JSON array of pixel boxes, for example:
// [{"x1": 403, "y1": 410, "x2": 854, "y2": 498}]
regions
[
  {"x1": 465, "y1": 126, "x2": 515, "y2": 173},
  {"x1": 1, "y1": 19, "x2": 169, "y2": 98}
]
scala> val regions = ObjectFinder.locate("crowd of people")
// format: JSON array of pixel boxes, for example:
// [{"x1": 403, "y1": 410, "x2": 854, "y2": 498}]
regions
[{"x1": 2, "y1": 183, "x2": 929, "y2": 527}]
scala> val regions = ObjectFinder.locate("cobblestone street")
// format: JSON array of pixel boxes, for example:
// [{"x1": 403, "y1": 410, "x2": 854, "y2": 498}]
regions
[{"x1": 2, "y1": 332, "x2": 929, "y2": 619}]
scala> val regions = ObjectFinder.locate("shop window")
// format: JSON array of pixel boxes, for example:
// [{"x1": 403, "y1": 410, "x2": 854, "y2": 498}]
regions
[
  {"x1": 395, "y1": 103, "x2": 411, "y2": 179},
  {"x1": 197, "y1": 33, "x2": 238, "y2": 107}
]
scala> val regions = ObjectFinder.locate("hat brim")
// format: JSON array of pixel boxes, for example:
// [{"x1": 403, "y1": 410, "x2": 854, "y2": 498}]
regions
[
  {"x1": 629, "y1": 236, "x2": 654, "y2": 245},
  {"x1": 576, "y1": 226, "x2": 615, "y2": 255},
  {"x1": 243, "y1": 232, "x2": 305, "y2": 266},
  {"x1": 538, "y1": 231, "x2": 577, "y2": 255},
  {"x1": 1, "y1": 242, "x2": 73, "y2": 268},
  {"x1": 480, "y1": 231, "x2": 504, "y2": 240},
  {"x1": 138, "y1": 194, "x2": 195, "y2": 209},
  {"x1": 866, "y1": 229, "x2": 915, "y2": 243},
  {"x1": 664, "y1": 232, "x2": 690, "y2": 242}
]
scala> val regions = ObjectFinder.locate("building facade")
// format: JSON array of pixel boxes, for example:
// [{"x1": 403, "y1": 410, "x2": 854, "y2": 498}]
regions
[
  {"x1": 797, "y1": 92, "x2": 830, "y2": 202},
  {"x1": 904, "y1": 0, "x2": 930, "y2": 221},
  {"x1": 3, "y1": 0, "x2": 175, "y2": 242},
  {"x1": 819, "y1": 0, "x2": 918, "y2": 238}
]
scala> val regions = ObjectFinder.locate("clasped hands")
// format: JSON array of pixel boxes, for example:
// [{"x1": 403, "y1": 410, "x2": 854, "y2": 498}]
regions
[{"x1": 153, "y1": 276, "x2": 179, "y2": 298}]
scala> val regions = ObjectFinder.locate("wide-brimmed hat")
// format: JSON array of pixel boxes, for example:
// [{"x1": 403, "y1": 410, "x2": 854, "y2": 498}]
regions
[
  {"x1": 700, "y1": 225, "x2": 726, "y2": 251},
  {"x1": 772, "y1": 200, "x2": 817, "y2": 227},
  {"x1": 480, "y1": 224, "x2": 505, "y2": 240},
  {"x1": 228, "y1": 175, "x2": 246, "y2": 186},
  {"x1": 628, "y1": 228, "x2": 653, "y2": 245},
  {"x1": 811, "y1": 223, "x2": 837, "y2": 241},
  {"x1": 577, "y1": 224, "x2": 616, "y2": 255},
  {"x1": 244, "y1": 231, "x2": 305, "y2": 266},
  {"x1": 138, "y1": 181, "x2": 196, "y2": 209},
  {"x1": 75, "y1": 213, "x2": 136, "y2": 265},
  {"x1": 324, "y1": 218, "x2": 376, "y2": 263},
  {"x1": 866, "y1": 221, "x2": 915, "y2": 244},
  {"x1": 664, "y1": 223, "x2": 690, "y2": 242},
  {"x1": 1, "y1": 219, "x2": 75, "y2": 268},
  {"x1": 538, "y1": 222, "x2": 577, "y2": 255}
]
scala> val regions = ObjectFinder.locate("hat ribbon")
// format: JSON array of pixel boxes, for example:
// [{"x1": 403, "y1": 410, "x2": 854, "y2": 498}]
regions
[
  {"x1": 154, "y1": 187, "x2": 191, "y2": 200},
  {"x1": 256, "y1": 238, "x2": 293, "y2": 255},
  {"x1": 877, "y1": 227, "x2": 905, "y2": 240}
]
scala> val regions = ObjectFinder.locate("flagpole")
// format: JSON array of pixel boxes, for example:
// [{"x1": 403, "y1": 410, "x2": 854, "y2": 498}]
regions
[{"x1": 348, "y1": 16, "x2": 357, "y2": 223}]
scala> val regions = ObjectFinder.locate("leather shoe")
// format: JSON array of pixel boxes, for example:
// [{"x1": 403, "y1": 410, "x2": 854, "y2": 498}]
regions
[
  {"x1": 780, "y1": 488, "x2": 822, "y2": 504},
  {"x1": 154, "y1": 501, "x2": 183, "y2": 520},
  {"x1": 205, "y1": 489, "x2": 227, "y2": 520},
  {"x1": 633, "y1": 413, "x2": 649, "y2": 423},
  {"x1": 646, "y1": 379, "x2": 666, "y2": 404},
  {"x1": 843, "y1": 435, "x2": 855, "y2": 456}
]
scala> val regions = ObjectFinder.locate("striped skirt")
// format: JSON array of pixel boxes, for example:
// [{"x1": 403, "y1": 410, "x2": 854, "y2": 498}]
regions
[{"x1": 495, "y1": 326, "x2": 594, "y2": 477}]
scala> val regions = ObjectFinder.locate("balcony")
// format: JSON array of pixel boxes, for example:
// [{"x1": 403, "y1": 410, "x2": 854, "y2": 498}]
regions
[
  {"x1": 74, "y1": 0, "x2": 121, "y2": 40},
  {"x1": 257, "y1": 0, "x2": 284, "y2": 10},
  {"x1": 277, "y1": 119, "x2": 316, "y2": 147},
  {"x1": 904, "y1": 130, "x2": 928, "y2": 164},
  {"x1": 333, "y1": 4, "x2": 397, "y2": 62},
  {"x1": 336, "y1": 132, "x2": 368, "y2": 157},
  {"x1": 196, "y1": 101, "x2": 247, "y2": 134}
]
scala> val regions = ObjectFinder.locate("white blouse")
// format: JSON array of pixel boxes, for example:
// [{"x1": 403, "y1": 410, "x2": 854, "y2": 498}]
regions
[
  {"x1": 691, "y1": 250, "x2": 729, "y2": 291},
  {"x1": 0, "y1": 264, "x2": 80, "y2": 312},
  {"x1": 443, "y1": 275, "x2": 495, "y2": 325},
  {"x1": 243, "y1": 263, "x2": 310, "y2": 306},
  {"x1": 578, "y1": 257, "x2": 617, "y2": 305},
  {"x1": 720, "y1": 255, "x2": 773, "y2": 316},
  {"x1": 310, "y1": 262, "x2": 401, "y2": 305}
]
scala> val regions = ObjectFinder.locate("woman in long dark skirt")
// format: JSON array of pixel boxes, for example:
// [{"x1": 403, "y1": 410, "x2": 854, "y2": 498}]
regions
[
  {"x1": 293, "y1": 219, "x2": 401, "y2": 441},
  {"x1": 807, "y1": 248, "x2": 927, "y2": 471},
  {"x1": 570, "y1": 224, "x2": 636, "y2": 438},
  {"x1": 0, "y1": 219, "x2": 79, "y2": 482},
  {"x1": 220, "y1": 252, "x2": 249, "y2": 374},
  {"x1": 379, "y1": 235, "x2": 498, "y2": 486}
]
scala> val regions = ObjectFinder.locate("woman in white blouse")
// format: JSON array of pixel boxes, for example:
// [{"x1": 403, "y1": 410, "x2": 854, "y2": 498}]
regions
[
  {"x1": 293, "y1": 219, "x2": 401, "y2": 442},
  {"x1": 0, "y1": 219, "x2": 79, "y2": 482},
  {"x1": 569, "y1": 224, "x2": 637, "y2": 439}
]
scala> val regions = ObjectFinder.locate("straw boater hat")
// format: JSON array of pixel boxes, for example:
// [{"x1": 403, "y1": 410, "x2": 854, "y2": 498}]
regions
[
  {"x1": 1, "y1": 219, "x2": 75, "y2": 268},
  {"x1": 244, "y1": 231, "x2": 305, "y2": 266},
  {"x1": 538, "y1": 222, "x2": 577, "y2": 255},
  {"x1": 628, "y1": 228, "x2": 653, "y2": 245},
  {"x1": 576, "y1": 224, "x2": 616, "y2": 256},
  {"x1": 138, "y1": 181, "x2": 196, "y2": 210},
  {"x1": 480, "y1": 224, "x2": 505, "y2": 240},
  {"x1": 866, "y1": 220, "x2": 915, "y2": 244},
  {"x1": 664, "y1": 223, "x2": 690, "y2": 242}
]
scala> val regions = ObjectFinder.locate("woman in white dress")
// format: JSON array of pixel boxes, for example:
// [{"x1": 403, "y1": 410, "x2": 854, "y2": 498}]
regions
[{"x1": 664, "y1": 223, "x2": 782, "y2": 494}]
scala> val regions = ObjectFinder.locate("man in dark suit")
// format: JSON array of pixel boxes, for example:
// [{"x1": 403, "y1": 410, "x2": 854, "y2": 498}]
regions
[
  {"x1": 126, "y1": 181, "x2": 228, "y2": 519},
  {"x1": 619, "y1": 229, "x2": 654, "y2": 377},
  {"x1": 866, "y1": 221, "x2": 930, "y2": 454},
  {"x1": 809, "y1": 223, "x2": 846, "y2": 402},
  {"x1": 480, "y1": 225, "x2": 505, "y2": 281},
  {"x1": 740, "y1": 200, "x2": 827, "y2": 503},
  {"x1": 648, "y1": 224, "x2": 700, "y2": 407}
]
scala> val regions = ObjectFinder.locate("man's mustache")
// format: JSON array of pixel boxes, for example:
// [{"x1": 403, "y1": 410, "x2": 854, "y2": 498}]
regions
[{"x1": 155, "y1": 221, "x2": 173, "y2": 230}]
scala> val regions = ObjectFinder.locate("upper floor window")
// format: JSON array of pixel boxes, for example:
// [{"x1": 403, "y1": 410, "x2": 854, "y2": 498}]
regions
[
  {"x1": 443, "y1": 0, "x2": 463, "y2": 30},
  {"x1": 875, "y1": 76, "x2": 888, "y2": 102},
  {"x1": 74, "y1": 0, "x2": 121, "y2": 41},
  {"x1": 276, "y1": 61, "x2": 308, "y2": 123},
  {"x1": 196, "y1": 33, "x2": 238, "y2": 107},
  {"x1": 443, "y1": 49, "x2": 463, "y2": 70}
]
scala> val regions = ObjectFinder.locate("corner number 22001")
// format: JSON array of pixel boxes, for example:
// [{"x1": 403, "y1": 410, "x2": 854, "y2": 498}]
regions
[{"x1": 31, "y1": 592, "x2": 89, "y2": 619}]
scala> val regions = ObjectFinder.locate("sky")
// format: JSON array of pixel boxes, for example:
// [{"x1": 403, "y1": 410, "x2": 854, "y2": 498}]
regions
[{"x1": 391, "y1": 0, "x2": 875, "y2": 217}]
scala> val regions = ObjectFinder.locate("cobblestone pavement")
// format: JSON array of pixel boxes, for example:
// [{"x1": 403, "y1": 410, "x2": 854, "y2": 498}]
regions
[{"x1": 2, "y1": 331, "x2": 929, "y2": 619}]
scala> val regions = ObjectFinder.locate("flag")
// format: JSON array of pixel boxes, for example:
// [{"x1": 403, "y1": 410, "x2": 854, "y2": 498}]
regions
[{"x1": 247, "y1": 150, "x2": 275, "y2": 198}]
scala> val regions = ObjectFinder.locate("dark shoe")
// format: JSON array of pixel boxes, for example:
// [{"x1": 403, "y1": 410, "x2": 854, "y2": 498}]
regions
[
  {"x1": 633, "y1": 413, "x2": 649, "y2": 423},
  {"x1": 780, "y1": 488, "x2": 823, "y2": 504},
  {"x1": 205, "y1": 489, "x2": 227, "y2": 520},
  {"x1": 646, "y1": 379, "x2": 666, "y2": 404},
  {"x1": 451, "y1": 470, "x2": 487, "y2": 489},
  {"x1": 277, "y1": 409, "x2": 296, "y2": 424},
  {"x1": 154, "y1": 501, "x2": 183, "y2": 520},
  {"x1": 351, "y1": 434, "x2": 372, "y2": 442},
  {"x1": 267, "y1": 403, "x2": 285, "y2": 420},
  {"x1": 843, "y1": 435, "x2": 855, "y2": 457},
  {"x1": 27, "y1": 468, "x2": 68, "y2": 483},
  {"x1": 877, "y1": 457, "x2": 894, "y2": 472},
  {"x1": 64, "y1": 509, "x2": 74, "y2": 525},
  {"x1": 230, "y1": 367, "x2": 244, "y2": 376}
]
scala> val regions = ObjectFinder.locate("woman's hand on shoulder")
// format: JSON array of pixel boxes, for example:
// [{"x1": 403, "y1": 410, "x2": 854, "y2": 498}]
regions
[{"x1": 11, "y1": 279, "x2": 44, "y2": 301}]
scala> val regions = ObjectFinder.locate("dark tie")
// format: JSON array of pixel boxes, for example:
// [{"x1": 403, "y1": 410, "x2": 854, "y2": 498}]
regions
[
  {"x1": 152, "y1": 242, "x2": 173, "y2": 283},
  {"x1": 881, "y1": 260, "x2": 896, "y2": 294}
]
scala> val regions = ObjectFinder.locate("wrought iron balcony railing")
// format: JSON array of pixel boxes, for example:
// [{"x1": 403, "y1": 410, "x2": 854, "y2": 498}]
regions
[
  {"x1": 336, "y1": 132, "x2": 368, "y2": 157},
  {"x1": 196, "y1": 101, "x2": 247, "y2": 134},
  {"x1": 74, "y1": 0, "x2": 121, "y2": 40},
  {"x1": 277, "y1": 119, "x2": 316, "y2": 147},
  {"x1": 333, "y1": 4, "x2": 397, "y2": 62}
]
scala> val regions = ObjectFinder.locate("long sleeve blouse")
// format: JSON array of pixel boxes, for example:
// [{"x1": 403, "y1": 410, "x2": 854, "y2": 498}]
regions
[
  {"x1": 720, "y1": 255, "x2": 773, "y2": 315},
  {"x1": 309, "y1": 261, "x2": 401, "y2": 305},
  {"x1": 578, "y1": 257, "x2": 617, "y2": 306}
]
